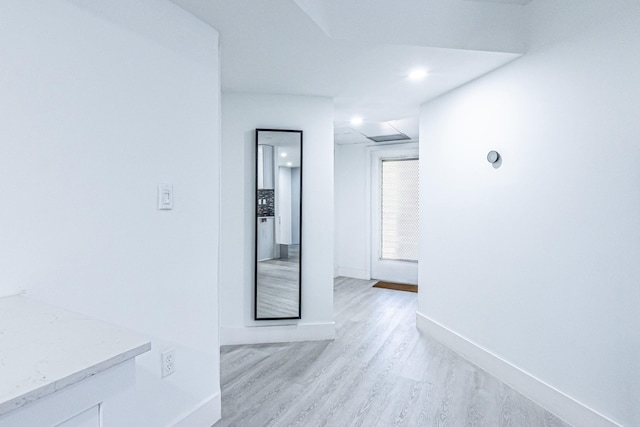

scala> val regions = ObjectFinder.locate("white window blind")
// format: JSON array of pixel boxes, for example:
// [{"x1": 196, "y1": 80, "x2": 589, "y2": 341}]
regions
[{"x1": 381, "y1": 158, "x2": 419, "y2": 261}]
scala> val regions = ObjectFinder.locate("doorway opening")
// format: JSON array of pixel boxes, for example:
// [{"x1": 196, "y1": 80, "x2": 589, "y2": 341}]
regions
[{"x1": 370, "y1": 145, "x2": 419, "y2": 284}]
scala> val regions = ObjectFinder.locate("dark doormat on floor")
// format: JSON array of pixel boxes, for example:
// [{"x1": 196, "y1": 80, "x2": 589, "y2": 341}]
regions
[{"x1": 373, "y1": 281, "x2": 418, "y2": 293}]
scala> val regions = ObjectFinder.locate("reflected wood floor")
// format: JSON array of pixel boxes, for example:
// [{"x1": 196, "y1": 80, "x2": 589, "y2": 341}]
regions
[
  {"x1": 256, "y1": 245, "x2": 300, "y2": 318},
  {"x1": 214, "y1": 277, "x2": 570, "y2": 427}
]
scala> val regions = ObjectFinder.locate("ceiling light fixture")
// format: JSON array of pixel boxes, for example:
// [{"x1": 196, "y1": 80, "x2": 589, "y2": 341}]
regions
[
  {"x1": 408, "y1": 69, "x2": 428, "y2": 80},
  {"x1": 280, "y1": 152, "x2": 287, "y2": 157},
  {"x1": 287, "y1": 162, "x2": 292, "y2": 166},
  {"x1": 350, "y1": 117, "x2": 363, "y2": 126}
]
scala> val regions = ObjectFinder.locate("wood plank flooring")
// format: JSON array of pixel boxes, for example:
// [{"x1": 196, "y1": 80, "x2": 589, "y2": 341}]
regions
[{"x1": 215, "y1": 277, "x2": 570, "y2": 427}]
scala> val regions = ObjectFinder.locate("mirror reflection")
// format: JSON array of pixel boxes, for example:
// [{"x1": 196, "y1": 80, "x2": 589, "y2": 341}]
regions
[{"x1": 255, "y1": 129, "x2": 302, "y2": 320}]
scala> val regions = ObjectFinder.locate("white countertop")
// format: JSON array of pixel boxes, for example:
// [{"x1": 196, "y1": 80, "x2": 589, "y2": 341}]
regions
[{"x1": 0, "y1": 295, "x2": 151, "y2": 417}]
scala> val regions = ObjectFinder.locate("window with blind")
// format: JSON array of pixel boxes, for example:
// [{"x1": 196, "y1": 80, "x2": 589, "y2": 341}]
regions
[{"x1": 380, "y1": 158, "x2": 419, "y2": 261}]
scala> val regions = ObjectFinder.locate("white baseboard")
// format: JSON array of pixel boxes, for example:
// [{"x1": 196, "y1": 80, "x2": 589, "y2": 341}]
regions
[
  {"x1": 337, "y1": 267, "x2": 369, "y2": 280},
  {"x1": 415, "y1": 311, "x2": 621, "y2": 427},
  {"x1": 221, "y1": 322, "x2": 336, "y2": 346},
  {"x1": 173, "y1": 392, "x2": 221, "y2": 427}
]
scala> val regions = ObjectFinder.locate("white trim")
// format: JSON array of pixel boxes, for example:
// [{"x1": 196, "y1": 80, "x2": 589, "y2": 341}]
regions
[
  {"x1": 213, "y1": 39, "x2": 223, "y2": 427},
  {"x1": 364, "y1": 145, "x2": 372, "y2": 280},
  {"x1": 415, "y1": 311, "x2": 622, "y2": 427},
  {"x1": 337, "y1": 266, "x2": 370, "y2": 280},
  {"x1": 221, "y1": 322, "x2": 336, "y2": 345},
  {"x1": 173, "y1": 392, "x2": 222, "y2": 427}
]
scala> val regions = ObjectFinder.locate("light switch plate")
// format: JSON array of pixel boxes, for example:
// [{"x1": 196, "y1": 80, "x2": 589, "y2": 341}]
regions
[{"x1": 158, "y1": 183, "x2": 173, "y2": 210}]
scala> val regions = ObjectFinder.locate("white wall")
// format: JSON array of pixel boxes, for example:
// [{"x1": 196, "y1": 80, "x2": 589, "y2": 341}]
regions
[
  {"x1": 220, "y1": 93, "x2": 335, "y2": 344},
  {"x1": 0, "y1": 1, "x2": 221, "y2": 425},
  {"x1": 334, "y1": 144, "x2": 371, "y2": 280},
  {"x1": 418, "y1": 1, "x2": 640, "y2": 426}
]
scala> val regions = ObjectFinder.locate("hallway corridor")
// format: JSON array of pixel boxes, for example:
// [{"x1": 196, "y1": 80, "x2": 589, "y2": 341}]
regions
[{"x1": 215, "y1": 277, "x2": 569, "y2": 426}]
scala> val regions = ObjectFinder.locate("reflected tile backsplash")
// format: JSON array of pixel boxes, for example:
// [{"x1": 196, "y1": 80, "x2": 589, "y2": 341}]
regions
[{"x1": 257, "y1": 189, "x2": 275, "y2": 217}]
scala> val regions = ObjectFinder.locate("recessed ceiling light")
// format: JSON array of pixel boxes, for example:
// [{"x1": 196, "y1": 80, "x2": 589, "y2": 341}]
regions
[
  {"x1": 350, "y1": 117, "x2": 363, "y2": 126},
  {"x1": 408, "y1": 69, "x2": 428, "y2": 80},
  {"x1": 287, "y1": 162, "x2": 292, "y2": 166},
  {"x1": 280, "y1": 152, "x2": 287, "y2": 157}
]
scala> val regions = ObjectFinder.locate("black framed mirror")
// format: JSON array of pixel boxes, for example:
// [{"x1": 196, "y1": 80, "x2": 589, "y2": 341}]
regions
[{"x1": 255, "y1": 129, "x2": 302, "y2": 320}]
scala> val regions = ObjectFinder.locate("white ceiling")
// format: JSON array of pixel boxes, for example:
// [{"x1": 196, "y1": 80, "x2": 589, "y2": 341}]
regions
[{"x1": 171, "y1": 0, "x2": 530, "y2": 144}]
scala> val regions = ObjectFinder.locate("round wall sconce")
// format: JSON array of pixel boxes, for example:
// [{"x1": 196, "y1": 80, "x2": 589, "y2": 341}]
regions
[{"x1": 487, "y1": 150, "x2": 500, "y2": 164}]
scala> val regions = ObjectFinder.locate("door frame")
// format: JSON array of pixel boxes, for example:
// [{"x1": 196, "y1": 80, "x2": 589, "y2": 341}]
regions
[{"x1": 365, "y1": 142, "x2": 419, "y2": 284}]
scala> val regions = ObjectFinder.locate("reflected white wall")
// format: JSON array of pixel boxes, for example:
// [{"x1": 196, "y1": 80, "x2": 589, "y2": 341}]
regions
[
  {"x1": 291, "y1": 167, "x2": 301, "y2": 245},
  {"x1": 278, "y1": 167, "x2": 293, "y2": 245}
]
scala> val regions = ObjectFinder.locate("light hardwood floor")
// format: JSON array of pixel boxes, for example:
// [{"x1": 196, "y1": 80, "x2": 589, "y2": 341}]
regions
[{"x1": 215, "y1": 277, "x2": 570, "y2": 427}]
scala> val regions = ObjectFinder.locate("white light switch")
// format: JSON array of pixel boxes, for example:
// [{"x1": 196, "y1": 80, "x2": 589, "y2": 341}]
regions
[{"x1": 158, "y1": 183, "x2": 173, "y2": 210}]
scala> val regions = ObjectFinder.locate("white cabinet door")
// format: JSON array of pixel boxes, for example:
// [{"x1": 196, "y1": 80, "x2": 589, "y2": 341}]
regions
[{"x1": 56, "y1": 406, "x2": 100, "y2": 427}]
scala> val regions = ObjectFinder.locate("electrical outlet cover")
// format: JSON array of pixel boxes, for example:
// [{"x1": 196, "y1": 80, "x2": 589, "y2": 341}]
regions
[{"x1": 161, "y1": 348, "x2": 175, "y2": 378}]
